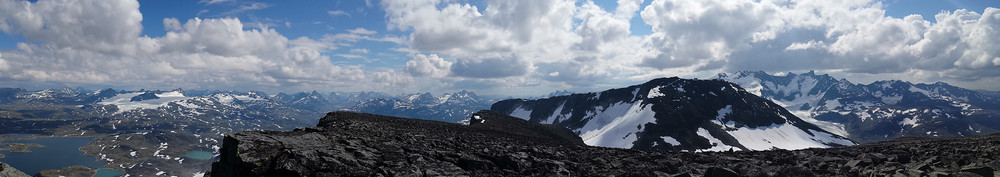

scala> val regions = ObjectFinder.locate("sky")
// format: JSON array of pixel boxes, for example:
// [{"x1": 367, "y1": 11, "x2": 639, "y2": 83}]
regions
[{"x1": 0, "y1": 0, "x2": 997, "y2": 97}]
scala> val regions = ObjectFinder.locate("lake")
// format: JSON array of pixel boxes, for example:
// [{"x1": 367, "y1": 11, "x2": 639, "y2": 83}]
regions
[
  {"x1": 0, "y1": 135, "x2": 107, "y2": 175},
  {"x1": 183, "y1": 150, "x2": 215, "y2": 160}
]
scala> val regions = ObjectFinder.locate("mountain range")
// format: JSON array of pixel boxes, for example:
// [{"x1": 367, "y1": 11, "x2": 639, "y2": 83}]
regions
[
  {"x1": 718, "y1": 71, "x2": 1000, "y2": 143},
  {"x1": 0, "y1": 88, "x2": 494, "y2": 176}
]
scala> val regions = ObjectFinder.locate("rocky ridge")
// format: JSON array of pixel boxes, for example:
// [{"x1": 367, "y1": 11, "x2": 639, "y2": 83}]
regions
[{"x1": 208, "y1": 111, "x2": 1000, "y2": 176}]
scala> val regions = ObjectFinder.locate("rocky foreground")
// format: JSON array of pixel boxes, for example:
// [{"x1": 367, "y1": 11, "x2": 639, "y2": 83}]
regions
[
  {"x1": 0, "y1": 162, "x2": 30, "y2": 177},
  {"x1": 208, "y1": 111, "x2": 1000, "y2": 177}
]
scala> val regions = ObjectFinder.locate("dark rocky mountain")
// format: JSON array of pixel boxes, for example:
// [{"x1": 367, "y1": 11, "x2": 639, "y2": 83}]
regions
[
  {"x1": 207, "y1": 111, "x2": 1000, "y2": 177},
  {"x1": 129, "y1": 91, "x2": 160, "y2": 102},
  {"x1": 718, "y1": 71, "x2": 1000, "y2": 143},
  {"x1": 491, "y1": 77, "x2": 854, "y2": 151}
]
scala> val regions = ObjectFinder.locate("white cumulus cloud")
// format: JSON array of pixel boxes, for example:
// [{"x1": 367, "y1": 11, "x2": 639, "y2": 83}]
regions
[
  {"x1": 404, "y1": 54, "x2": 452, "y2": 77},
  {"x1": 0, "y1": 0, "x2": 393, "y2": 91}
]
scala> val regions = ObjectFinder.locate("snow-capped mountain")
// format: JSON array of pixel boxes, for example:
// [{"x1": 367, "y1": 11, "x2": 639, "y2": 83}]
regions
[
  {"x1": 263, "y1": 90, "x2": 495, "y2": 123},
  {"x1": 273, "y1": 91, "x2": 334, "y2": 112},
  {"x1": 0, "y1": 88, "x2": 321, "y2": 175},
  {"x1": 491, "y1": 77, "x2": 854, "y2": 151},
  {"x1": 347, "y1": 90, "x2": 495, "y2": 123},
  {"x1": 718, "y1": 71, "x2": 1000, "y2": 142},
  {"x1": 0, "y1": 87, "x2": 119, "y2": 105}
]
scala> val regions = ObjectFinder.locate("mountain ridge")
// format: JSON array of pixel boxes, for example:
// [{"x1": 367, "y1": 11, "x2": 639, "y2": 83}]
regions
[
  {"x1": 491, "y1": 77, "x2": 854, "y2": 151},
  {"x1": 718, "y1": 70, "x2": 1000, "y2": 143}
]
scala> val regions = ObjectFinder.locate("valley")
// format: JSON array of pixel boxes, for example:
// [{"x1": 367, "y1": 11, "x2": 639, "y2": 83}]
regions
[{"x1": 0, "y1": 88, "x2": 495, "y2": 176}]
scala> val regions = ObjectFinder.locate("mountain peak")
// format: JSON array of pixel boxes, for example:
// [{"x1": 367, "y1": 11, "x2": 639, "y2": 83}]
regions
[{"x1": 492, "y1": 77, "x2": 853, "y2": 151}]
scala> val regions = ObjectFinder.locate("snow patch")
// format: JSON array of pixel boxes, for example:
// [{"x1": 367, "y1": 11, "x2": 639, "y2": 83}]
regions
[
  {"x1": 661, "y1": 136, "x2": 680, "y2": 146},
  {"x1": 824, "y1": 99, "x2": 842, "y2": 109},
  {"x1": 715, "y1": 105, "x2": 735, "y2": 128},
  {"x1": 880, "y1": 95, "x2": 903, "y2": 105},
  {"x1": 899, "y1": 117, "x2": 919, "y2": 128},
  {"x1": 99, "y1": 92, "x2": 192, "y2": 113},
  {"x1": 791, "y1": 110, "x2": 849, "y2": 136},
  {"x1": 723, "y1": 75, "x2": 763, "y2": 96},
  {"x1": 648, "y1": 86, "x2": 666, "y2": 98},
  {"x1": 724, "y1": 123, "x2": 854, "y2": 151},
  {"x1": 542, "y1": 103, "x2": 570, "y2": 124},
  {"x1": 508, "y1": 107, "x2": 532, "y2": 120},
  {"x1": 909, "y1": 86, "x2": 933, "y2": 97},
  {"x1": 579, "y1": 101, "x2": 657, "y2": 149},
  {"x1": 696, "y1": 128, "x2": 737, "y2": 151}
]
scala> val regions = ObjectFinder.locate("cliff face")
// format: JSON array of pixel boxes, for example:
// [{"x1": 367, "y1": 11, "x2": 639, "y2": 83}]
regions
[
  {"x1": 0, "y1": 162, "x2": 30, "y2": 177},
  {"x1": 208, "y1": 111, "x2": 1000, "y2": 177}
]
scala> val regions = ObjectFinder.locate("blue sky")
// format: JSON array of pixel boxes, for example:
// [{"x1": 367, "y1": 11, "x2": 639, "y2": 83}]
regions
[{"x1": 0, "y1": 0, "x2": 997, "y2": 96}]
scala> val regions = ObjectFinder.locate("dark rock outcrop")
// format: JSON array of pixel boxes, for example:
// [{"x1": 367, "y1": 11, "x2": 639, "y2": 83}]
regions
[
  {"x1": 0, "y1": 162, "x2": 30, "y2": 177},
  {"x1": 129, "y1": 92, "x2": 159, "y2": 102},
  {"x1": 35, "y1": 166, "x2": 95, "y2": 177},
  {"x1": 208, "y1": 111, "x2": 1000, "y2": 176}
]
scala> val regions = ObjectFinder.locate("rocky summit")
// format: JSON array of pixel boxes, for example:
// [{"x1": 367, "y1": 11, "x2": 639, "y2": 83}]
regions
[{"x1": 208, "y1": 111, "x2": 1000, "y2": 177}]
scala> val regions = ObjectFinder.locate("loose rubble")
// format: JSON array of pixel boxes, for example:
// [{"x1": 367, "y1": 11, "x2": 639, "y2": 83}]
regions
[{"x1": 209, "y1": 111, "x2": 1000, "y2": 177}]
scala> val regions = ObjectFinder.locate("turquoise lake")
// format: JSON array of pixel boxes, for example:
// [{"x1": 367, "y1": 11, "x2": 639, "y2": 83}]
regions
[{"x1": 183, "y1": 150, "x2": 215, "y2": 160}]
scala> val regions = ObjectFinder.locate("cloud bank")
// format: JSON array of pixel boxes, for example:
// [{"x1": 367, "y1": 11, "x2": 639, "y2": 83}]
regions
[
  {"x1": 384, "y1": 0, "x2": 1000, "y2": 94},
  {"x1": 0, "y1": 0, "x2": 997, "y2": 96}
]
